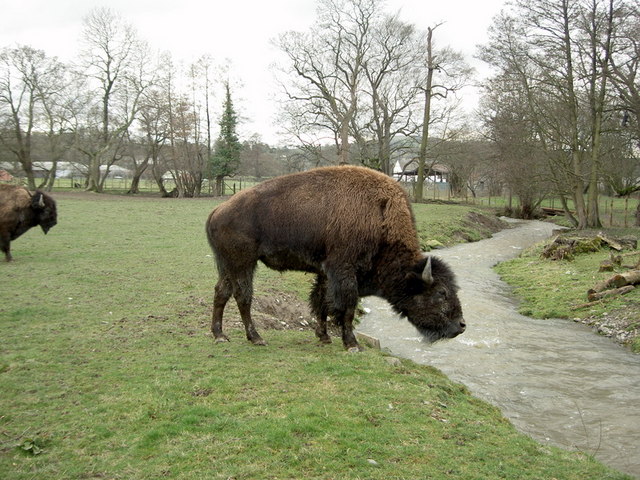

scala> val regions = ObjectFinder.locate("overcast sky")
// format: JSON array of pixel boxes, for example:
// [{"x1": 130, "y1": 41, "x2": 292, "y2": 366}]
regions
[{"x1": 0, "y1": 0, "x2": 507, "y2": 145}]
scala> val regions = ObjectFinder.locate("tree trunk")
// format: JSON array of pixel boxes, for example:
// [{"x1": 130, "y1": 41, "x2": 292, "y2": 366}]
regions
[
  {"x1": 127, "y1": 159, "x2": 150, "y2": 194},
  {"x1": 86, "y1": 154, "x2": 102, "y2": 193},
  {"x1": 127, "y1": 175, "x2": 142, "y2": 195},
  {"x1": 215, "y1": 176, "x2": 224, "y2": 196},
  {"x1": 416, "y1": 27, "x2": 435, "y2": 202}
]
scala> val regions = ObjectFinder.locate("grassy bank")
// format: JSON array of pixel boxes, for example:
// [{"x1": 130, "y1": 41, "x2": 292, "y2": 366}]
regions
[
  {"x1": 494, "y1": 228, "x2": 640, "y2": 352},
  {"x1": 0, "y1": 193, "x2": 631, "y2": 479}
]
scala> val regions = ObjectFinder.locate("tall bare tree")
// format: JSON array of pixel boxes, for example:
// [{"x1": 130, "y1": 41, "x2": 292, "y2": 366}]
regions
[
  {"x1": 414, "y1": 25, "x2": 472, "y2": 201},
  {"x1": 276, "y1": 0, "x2": 377, "y2": 165},
  {"x1": 358, "y1": 13, "x2": 423, "y2": 174},
  {"x1": 481, "y1": 0, "x2": 622, "y2": 228},
  {"x1": 78, "y1": 7, "x2": 149, "y2": 192},
  {"x1": 0, "y1": 45, "x2": 68, "y2": 190}
]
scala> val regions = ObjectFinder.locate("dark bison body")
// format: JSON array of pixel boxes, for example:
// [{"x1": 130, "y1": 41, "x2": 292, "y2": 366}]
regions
[
  {"x1": 0, "y1": 184, "x2": 57, "y2": 261},
  {"x1": 205, "y1": 166, "x2": 464, "y2": 351}
]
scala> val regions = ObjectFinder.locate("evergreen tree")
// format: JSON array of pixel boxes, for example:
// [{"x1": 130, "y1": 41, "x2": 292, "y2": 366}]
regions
[{"x1": 211, "y1": 82, "x2": 241, "y2": 195}]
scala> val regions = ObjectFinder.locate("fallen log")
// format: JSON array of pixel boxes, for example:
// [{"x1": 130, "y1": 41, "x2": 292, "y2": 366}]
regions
[
  {"x1": 588, "y1": 269, "x2": 640, "y2": 294},
  {"x1": 541, "y1": 236, "x2": 602, "y2": 260},
  {"x1": 597, "y1": 233, "x2": 637, "y2": 251},
  {"x1": 587, "y1": 285, "x2": 636, "y2": 302},
  {"x1": 573, "y1": 285, "x2": 637, "y2": 310},
  {"x1": 596, "y1": 233, "x2": 624, "y2": 251}
]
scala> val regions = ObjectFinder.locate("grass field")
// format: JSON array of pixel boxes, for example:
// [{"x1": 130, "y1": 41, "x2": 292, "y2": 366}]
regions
[{"x1": 0, "y1": 192, "x2": 632, "y2": 479}]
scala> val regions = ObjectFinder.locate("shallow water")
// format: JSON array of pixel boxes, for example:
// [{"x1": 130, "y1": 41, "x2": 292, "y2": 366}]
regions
[{"x1": 358, "y1": 219, "x2": 640, "y2": 478}]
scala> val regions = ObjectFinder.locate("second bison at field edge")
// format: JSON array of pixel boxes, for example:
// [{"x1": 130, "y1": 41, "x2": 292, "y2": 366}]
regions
[
  {"x1": 0, "y1": 184, "x2": 57, "y2": 262},
  {"x1": 206, "y1": 166, "x2": 465, "y2": 351}
]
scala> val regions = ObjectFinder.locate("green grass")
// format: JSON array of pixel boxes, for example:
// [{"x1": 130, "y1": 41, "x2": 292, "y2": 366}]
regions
[
  {"x1": 413, "y1": 203, "x2": 501, "y2": 248},
  {"x1": 494, "y1": 229, "x2": 640, "y2": 353},
  {"x1": 0, "y1": 193, "x2": 631, "y2": 479},
  {"x1": 494, "y1": 232, "x2": 640, "y2": 320},
  {"x1": 475, "y1": 195, "x2": 640, "y2": 228}
]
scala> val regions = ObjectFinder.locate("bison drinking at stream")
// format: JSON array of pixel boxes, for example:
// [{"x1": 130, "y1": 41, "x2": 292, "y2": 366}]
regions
[
  {"x1": 205, "y1": 166, "x2": 465, "y2": 351},
  {"x1": 0, "y1": 184, "x2": 57, "y2": 262}
]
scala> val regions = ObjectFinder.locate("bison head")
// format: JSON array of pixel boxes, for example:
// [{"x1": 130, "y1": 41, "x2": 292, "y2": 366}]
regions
[
  {"x1": 31, "y1": 191, "x2": 57, "y2": 234},
  {"x1": 394, "y1": 256, "x2": 465, "y2": 342}
]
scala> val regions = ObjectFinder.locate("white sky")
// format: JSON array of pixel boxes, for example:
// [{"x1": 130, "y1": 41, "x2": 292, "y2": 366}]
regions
[{"x1": 0, "y1": 0, "x2": 507, "y2": 145}]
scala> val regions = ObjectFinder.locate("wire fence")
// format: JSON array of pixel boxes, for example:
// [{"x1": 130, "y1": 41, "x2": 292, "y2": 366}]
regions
[{"x1": 7, "y1": 174, "x2": 639, "y2": 228}]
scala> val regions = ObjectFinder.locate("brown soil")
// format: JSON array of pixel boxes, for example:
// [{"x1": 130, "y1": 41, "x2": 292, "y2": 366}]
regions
[
  {"x1": 466, "y1": 211, "x2": 509, "y2": 234},
  {"x1": 188, "y1": 291, "x2": 317, "y2": 335}
]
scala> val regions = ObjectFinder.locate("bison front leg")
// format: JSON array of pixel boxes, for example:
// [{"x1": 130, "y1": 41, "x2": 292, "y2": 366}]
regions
[
  {"x1": 336, "y1": 306, "x2": 361, "y2": 353},
  {"x1": 310, "y1": 274, "x2": 332, "y2": 344},
  {"x1": 326, "y1": 267, "x2": 361, "y2": 352}
]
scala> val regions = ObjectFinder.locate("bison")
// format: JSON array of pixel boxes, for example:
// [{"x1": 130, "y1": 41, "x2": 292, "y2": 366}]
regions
[
  {"x1": 205, "y1": 166, "x2": 465, "y2": 351},
  {"x1": 0, "y1": 184, "x2": 57, "y2": 261}
]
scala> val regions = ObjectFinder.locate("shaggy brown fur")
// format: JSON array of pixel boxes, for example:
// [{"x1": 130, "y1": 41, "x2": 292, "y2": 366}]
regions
[
  {"x1": 0, "y1": 184, "x2": 57, "y2": 261},
  {"x1": 205, "y1": 166, "x2": 465, "y2": 350}
]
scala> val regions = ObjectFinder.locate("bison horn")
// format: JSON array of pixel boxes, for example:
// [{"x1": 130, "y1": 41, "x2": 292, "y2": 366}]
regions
[
  {"x1": 422, "y1": 256, "x2": 433, "y2": 285},
  {"x1": 38, "y1": 193, "x2": 45, "y2": 208}
]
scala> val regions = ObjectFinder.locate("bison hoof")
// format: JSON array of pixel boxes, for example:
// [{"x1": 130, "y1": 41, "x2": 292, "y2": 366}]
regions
[
  {"x1": 317, "y1": 334, "x2": 332, "y2": 345},
  {"x1": 346, "y1": 345, "x2": 363, "y2": 353},
  {"x1": 214, "y1": 335, "x2": 230, "y2": 343},
  {"x1": 251, "y1": 338, "x2": 267, "y2": 346}
]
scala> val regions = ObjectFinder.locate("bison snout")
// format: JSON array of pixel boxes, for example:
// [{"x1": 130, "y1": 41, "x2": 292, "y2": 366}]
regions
[{"x1": 448, "y1": 319, "x2": 466, "y2": 338}]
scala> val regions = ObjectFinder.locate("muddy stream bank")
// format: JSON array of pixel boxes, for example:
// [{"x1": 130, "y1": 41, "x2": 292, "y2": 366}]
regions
[{"x1": 357, "y1": 219, "x2": 640, "y2": 478}]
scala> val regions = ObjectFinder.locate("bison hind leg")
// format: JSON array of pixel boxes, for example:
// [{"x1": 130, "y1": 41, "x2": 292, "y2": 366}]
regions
[
  {"x1": 1, "y1": 236, "x2": 11, "y2": 262},
  {"x1": 232, "y1": 277, "x2": 266, "y2": 346},
  {"x1": 310, "y1": 275, "x2": 332, "y2": 344},
  {"x1": 212, "y1": 276, "x2": 233, "y2": 342}
]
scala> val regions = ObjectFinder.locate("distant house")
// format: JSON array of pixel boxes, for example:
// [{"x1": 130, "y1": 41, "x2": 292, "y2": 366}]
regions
[{"x1": 392, "y1": 158, "x2": 449, "y2": 183}]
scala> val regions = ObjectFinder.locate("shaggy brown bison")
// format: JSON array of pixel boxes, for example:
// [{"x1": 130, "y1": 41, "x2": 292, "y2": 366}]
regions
[
  {"x1": 205, "y1": 166, "x2": 465, "y2": 351},
  {"x1": 0, "y1": 184, "x2": 57, "y2": 261}
]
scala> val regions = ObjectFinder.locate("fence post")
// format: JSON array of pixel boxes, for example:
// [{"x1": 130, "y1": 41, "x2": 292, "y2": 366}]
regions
[
  {"x1": 625, "y1": 197, "x2": 629, "y2": 228},
  {"x1": 609, "y1": 198, "x2": 614, "y2": 226}
]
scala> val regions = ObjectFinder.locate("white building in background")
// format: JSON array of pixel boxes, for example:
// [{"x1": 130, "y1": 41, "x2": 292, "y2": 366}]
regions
[
  {"x1": 6, "y1": 162, "x2": 133, "y2": 179},
  {"x1": 392, "y1": 158, "x2": 449, "y2": 184}
]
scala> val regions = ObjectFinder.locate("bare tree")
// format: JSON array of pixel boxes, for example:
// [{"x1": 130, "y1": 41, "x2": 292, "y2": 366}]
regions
[
  {"x1": 481, "y1": 0, "x2": 622, "y2": 228},
  {"x1": 414, "y1": 25, "x2": 473, "y2": 201},
  {"x1": 357, "y1": 13, "x2": 423, "y2": 175},
  {"x1": 608, "y1": 1, "x2": 640, "y2": 218},
  {"x1": 129, "y1": 86, "x2": 170, "y2": 195},
  {"x1": 78, "y1": 7, "x2": 150, "y2": 192},
  {"x1": 481, "y1": 74, "x2": 551, "y2": 216},
  {"x1": 0, "y1": 45, "x2": 68, "y2": 189},
  {"x1": 275, "y1": 0, "x2": 378, "y2": 165},
  {"x1": 610, "y1": 3, "x2": 640, "y2": 142}
]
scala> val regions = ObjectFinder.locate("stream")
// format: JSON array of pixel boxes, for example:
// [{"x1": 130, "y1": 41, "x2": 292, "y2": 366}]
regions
[{"x1": 357, "y1": 219, "x2": 640, "y2": 478}]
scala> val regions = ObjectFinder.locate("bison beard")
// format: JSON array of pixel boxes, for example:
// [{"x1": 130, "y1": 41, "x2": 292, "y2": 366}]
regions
[{"x1": 205, "y1": 166, "x2": 465, "y2": 351}]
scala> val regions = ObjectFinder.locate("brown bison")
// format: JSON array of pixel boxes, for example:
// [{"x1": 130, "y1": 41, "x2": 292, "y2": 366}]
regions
[
  {"x1": 205, "y1": 166, "x2": 465, "y2": 351},
  {"x1": 0, "y1": 184, "x2": 57, "y2": 261}
]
